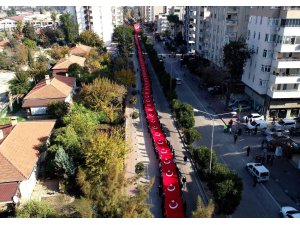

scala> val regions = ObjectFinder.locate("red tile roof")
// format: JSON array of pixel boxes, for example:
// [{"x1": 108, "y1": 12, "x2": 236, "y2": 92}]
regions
[
  {"x1": 8, "y1": 15, "x2": 24, "y2": 22},
  {"x1": 0, "y1": 123, "x2": 13, "y2": 144},
  {"x1": 52, "y1": 55, "x2": 85, "y2": 70},
  {"x1": 0, "y1": 182, "x2": 18, "y2": 203},
  {"x1": 0, "y1": 120, "x2": 56, "y2": 183},
  {"x1": 22, "y1": 75, "x2": 76, "y2": 108},
  {"x1": 70, "y1": 44, "x2": 92, "y2": 57}
]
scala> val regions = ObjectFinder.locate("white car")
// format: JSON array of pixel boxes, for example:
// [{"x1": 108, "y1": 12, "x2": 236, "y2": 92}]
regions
[
  {"x1": 246, "y1": 120, "x2": 268, "y2": 130},
  {"x1": 280, "y1": 206, "x2": 300, "y2": 218},
  {"x1": 274, "y1": 119, "x2": 296, "y2": 130},
  {"x1": 175, "y1": 78, "x2": 182, "y2": 85},
  {"x1": 243, "y1": 113, "x2": 264, "y2": 122}
]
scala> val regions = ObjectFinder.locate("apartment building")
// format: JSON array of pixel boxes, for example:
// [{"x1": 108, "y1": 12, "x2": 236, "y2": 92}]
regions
[
  {"x1": 166, "y1": 6, "x2": 184, "y2": 38},
  {"x1": 199, "y1": 6, "x2": 249, "y2": 67},
  {"x1": 140, "y1": 6, "x2": 166, "y2": 22},
  {"x1": 195, "y1": 7, "x2": 210, "y2": 57},
  {"x1": 168, "y1": 6, "x2": 184, "y2": 20},
  {"x1": 156, "y1": 13, "x2": 169, "y2": 33},
  {"x1": 183, "y1": 6, "x2": 197, "y2": 53},
  {"x1": 242, "y1": 6, "x2": 300, "y2": 119},
  {"x1": 67, "y1": 6, "x2": 123, "y2": 45}
]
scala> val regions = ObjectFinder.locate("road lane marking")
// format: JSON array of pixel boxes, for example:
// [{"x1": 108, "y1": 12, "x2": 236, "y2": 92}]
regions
[{"x1": 261, "y1": 184, "x2": 281, "y2": 209}]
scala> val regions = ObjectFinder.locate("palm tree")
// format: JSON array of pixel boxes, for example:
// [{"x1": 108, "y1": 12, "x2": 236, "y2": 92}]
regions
[
  {"x1": 51, "y1": 11, "x2": 57, "y2": 29},
  {"x1": 8, "y1": 70, "x2": 32, "y2": 95}
]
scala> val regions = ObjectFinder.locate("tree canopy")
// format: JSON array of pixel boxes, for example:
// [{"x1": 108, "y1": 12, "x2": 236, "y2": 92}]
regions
[
  {"x1": 16, "y1": 200, "x2": 58, "y2": 218},
  {"x1": 22, "y1": 22, "x2": 36, "y2": 41},
  {"x1": 8, "y1": 70, "x2": 32, "y2": 95},
  {"x1": 113, "y1": 25, "x2": 133, "y2": 57},
  {"x1": 113, "y1": 68, "x2": 136, "y2": 88},
  {"x1": 59, "y1": 13, "x2": 78, "y2": 43},
  {"x1": 78, "y1": 30, "x2": 104, "y2": 49}
]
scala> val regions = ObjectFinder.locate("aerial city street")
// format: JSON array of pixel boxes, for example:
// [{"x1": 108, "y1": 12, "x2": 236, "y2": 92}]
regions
[{"x1": 0, "y1": 5, "x2": 299, "y2": 219}]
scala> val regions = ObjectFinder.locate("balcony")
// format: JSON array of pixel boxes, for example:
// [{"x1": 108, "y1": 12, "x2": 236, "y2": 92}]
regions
[
  {"x1": 272, "y1": 58, "x2": 300, "y2": 68},
  {"x1": 267, "y1": 88, "x2": 300, "y2": 98},
  {"x1": 226, "y1": 19, "x2": 237, "y2": 26},
  {"x1": 227, "y1": 7, "x2": 238, "y2": 14},
  {"x1": 274, "y1": 43, "x2": 300, "y2": 52},
  {"x1": 269, "y1": 74, "x2": 300, "y2": 84}
]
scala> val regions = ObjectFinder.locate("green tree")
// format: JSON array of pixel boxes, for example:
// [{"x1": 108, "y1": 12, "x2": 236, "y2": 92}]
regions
[
  {"x1": 183, "y1": 127, "x2": 201, "y2": 145},
  {"x1": 27, "y1": 48, "x2": 33, "y2": 66},
  {"x1": 223, "y1": 38, "x2": 251, "y2": 104},
  {"x1": 59, "y1": 13, "x2": 78, "y2": 43},
  {"x1": 16, "y1": 200, "x2": 58, "y2": 218},
  {"x1": 28, "y1": 55, "x2": 48, "y2": 83},
  {"x1": 6, "y1": 7, "x2": 16, "y2": 16},
  {"x1": 22, "y1": 22, "x2": 36, "y2": 40},
  {"x1": 23, "y1": 38, "x2": 37, "y2": 49},
  {"x1": 8, "y1": 70, "x2": 32, "y2": 95},
  {"x1": 48, "y1": 44, "x2": 70, "y2": 60},
  {"x1": 78, "y1": 30, "x2": 104, "y2": 49},
  {"x1": 54, "y1": 146, "x2": 75, "y2": 179},
  {"x1": 173, "y1": 101, "x2": 195, "y2": 129},
  {"x1": 113, "y1": 69, "x2": 136, "y2": 87},
  {"x1": 79, "y1": 78, "x2": 126, "y2": 122},
  {"x1": 68, "y1": 63, "x2": 84, "y2": 78},
  {"x1": 69, "y1": 197, "x2": 95, "y2": 218},
  {"x1": 13, "y1": 21, "x2": 23, "y2": 41},
  {"x1": 190, "y1": 146, "x2": 217, "y2": 177},
  {"x1": 51, "y1": 11, "x2": 57, "y2": 29},
  {"x1": 192, "y1": 197, "x2": 215, "y2": 218},
  {"x1": 113, "y1": 25, "x2": 133, "y2": 57},
  {"x1": 47, "y1": 101, "x2": 70, "y2": 119}
]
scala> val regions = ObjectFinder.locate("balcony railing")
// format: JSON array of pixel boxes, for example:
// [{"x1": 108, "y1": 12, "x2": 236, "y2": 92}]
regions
[
  {"x1": 277, "y1": 58, "x2": 300, "y2": 61},
  {"x1": 274, "y1": 72, "x2": 300, "y2": 77}
]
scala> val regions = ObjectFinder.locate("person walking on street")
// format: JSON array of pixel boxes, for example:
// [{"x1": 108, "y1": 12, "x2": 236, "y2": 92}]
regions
[
  {"x1": 234, "y1": 133, "x2": 238, "y2": 144},
  {"x1": 229, "y1": 126, "x2": 232, "y2": 134},
  {"x1": 183, "y1": 156, "x2": 188, "y2": 165},
  {"x1": 253, "y1": 176, "x2": 258, "y2": 187},
  {"x1": 247, "y1": 146, "x2": 251, "y2": 156},
  {"x1": 182, "y1": 176, "x2": 187, "y2": 190},
  {"x1": 224, "y1": 124, "x2": 228, "y2": 133}
]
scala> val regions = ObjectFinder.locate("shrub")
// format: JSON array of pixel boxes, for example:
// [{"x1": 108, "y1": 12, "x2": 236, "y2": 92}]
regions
[
  {"x1": 184, "y1": 128, "x2": 201, "y2": 145},
  {"x1": 129, "y1": 96, "x2": 137, "y2": 105},
  {"x1": 47, "y1": 101, "x2": 70, "y2": 119},
  {"x1": 135, "y1": 162, "x2": 145, "y2": 175},
  {"x1": 16, "y1": 200, "x2": 58, "y2": 218},
  {"x1": 132, "y1": 111, "x2": 139, "y2": 119}
]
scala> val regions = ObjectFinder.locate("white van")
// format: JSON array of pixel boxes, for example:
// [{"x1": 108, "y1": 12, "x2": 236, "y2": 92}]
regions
[
  {"x1": 246, "y1": 163, "x2": 270, "y2": 182},
  {"x1": 275, "y1": 119, "x2": 296, "y2": 130},
  {"x1": 175, "y1": 78, "x2": 182, "y2": 85},
  {"x1": 246, "y1": 120, "x2": 268, "y2": 130}
]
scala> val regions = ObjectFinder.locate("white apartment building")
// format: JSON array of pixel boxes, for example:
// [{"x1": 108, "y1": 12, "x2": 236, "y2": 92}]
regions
[
  {"x1": 168, "y1": 6, "x2": 184, "y2": 20},
  {"x1": 67, "y1": 6, "x2": 123, "y2": 45},
  {"x1": 242, "y1": 6, "x2": 300, "y2": 119},
  {"x1": 156, "y1": 13, "x2": 169, "y2": 33},
  {"x1": 200, "y1": 6, "x2": 249, "y2": 67},
  {"x1": 184, "y1": 6, "x2": 197, "y2": 53}
]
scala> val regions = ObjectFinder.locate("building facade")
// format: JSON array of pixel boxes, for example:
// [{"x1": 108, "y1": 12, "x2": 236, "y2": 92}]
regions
[
  {"x1": 242, "y1": 6, "x2": 300, "y2": 120},
  {"x1": 140, "y1": 6, "x2": 166, "y2": 22},
  {"x1": 67, "y1": 6, "x2": 123, "y2": 45},
  {"x1": 183, "y1": 6, "x2": 197, "y2": 53},
  {"x1": 156, "y1": 13, "x2": 169, "y2": 33},
  {"x1": 198, "y1": 6, "x2": 249, "y2": 67}
]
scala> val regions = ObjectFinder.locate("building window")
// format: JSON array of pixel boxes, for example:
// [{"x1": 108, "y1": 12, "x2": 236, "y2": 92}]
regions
[
  {"x1": 267, "y1": 50, "x2": 274, "y2": 58},
  {"x1": 248, "y1": 72, "x2": 251, "y2": 79},
  {"x1": 268, "y1": 18, "x2": 279, "y2": 26},
  {"x1": 258, "y1": 32, "x2": 260, "y2": 40},
  {"x1": 291, "y1": 109, "x2": 299, "y2": 117},
  {"x1": 247, "y1": 30, "x2": 250, "y2": 40},
  {"x1": 283, "y1": 84, "x2": 287, "y2": 90},
  {"x1": 263, "y1": 49, "x2": 267, "y2": 57},
  {"x1": 261, "y1": 65, "x2": 271, "y2": 72},
  {"x1": 259, "y1": 79, "x2": 268, "y2": 87},
  {"x1": 277, "y1": 84, "x2": 281, "y2": 90},
  {"x1": 265, "y1": 34, "x2": 269, "y2": 42},
  {"x1": 256, "y1": 47, "x2": 259, "y2": 54},
  {"x1": 253, "y1": 31, "x2": 256, "y2": 39},
  {"x1": 281, "y1": 19, "x2": 300, "y2": 27},
  {"x1": 255, "y1": 16, "x2": 257, "y2": 24},
  {"x1": 260, "y1": 16, "x2": 263, "y2": 24},
  {"x1": 293, "y1": 83, "x2": 299, "y2": 89}
]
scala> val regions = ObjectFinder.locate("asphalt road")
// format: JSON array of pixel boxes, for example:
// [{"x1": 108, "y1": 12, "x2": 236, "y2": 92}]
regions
[{"x1": 150, "y1": 36, "x2": 298, "y2": 218}]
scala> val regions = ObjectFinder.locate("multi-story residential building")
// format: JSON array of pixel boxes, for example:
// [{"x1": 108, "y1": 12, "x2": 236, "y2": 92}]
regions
[
  {"x1": 195, "y1": 6, "x2": 210, "y2": 57},
  {"x1": 183, "y1": 6, "x2": 197, "y2": 53},
  {"x1": 66, "y1": 6, "x2": 123, "y2": 45},
  {"x1": 166, "y1": 6, "x2": 184, "y2": 38},
  {"x1": 156, "y1": 13, "x2": 169, "y2": 33},
  {"x1": 199, "y1": 6, "x2": 249, "y2": 67},
  {"x1": 242, "y1": 6, "x2": 300, "y2": 119},
  {"x1": 168, "y1": 6, "x2": 184, "y2": 20},
  {"x1": 140, "y1": 6, "x2": 166, "y2": 22}
]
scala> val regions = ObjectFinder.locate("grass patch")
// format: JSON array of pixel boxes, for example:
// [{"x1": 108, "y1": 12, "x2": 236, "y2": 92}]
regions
[{"x1": 0, "y1": 116, "x2": 25, "y2": 125}]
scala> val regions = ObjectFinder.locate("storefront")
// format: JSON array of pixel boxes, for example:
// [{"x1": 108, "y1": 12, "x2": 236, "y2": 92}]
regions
[{"x1": 267, "y1": 98, "x2": 300, "y2": 120}]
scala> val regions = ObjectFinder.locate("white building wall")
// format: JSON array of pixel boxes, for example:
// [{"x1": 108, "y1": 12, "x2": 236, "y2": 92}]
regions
[
  {"x1": 30, "y1": 107, "x2": 47, "y2": 115},
  {"x1": 18, "y1": 167, "x2": 38, "y2": 202},
  {"x1": 0, "y1": 19, "x2": 17, "y2": 31}
]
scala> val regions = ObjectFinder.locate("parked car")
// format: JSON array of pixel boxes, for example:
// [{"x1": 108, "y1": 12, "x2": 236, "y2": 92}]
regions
[
  {"x1": 232, "y1": 103, "x2": 251, "y2": 112},
  {"x1": 245, "y1": 162, "x2": 270, "y2": 182},
  {"x1": 246, "y1": 120, "x2": 268, "y2": 130},
  {"x1": 289, "y1": 127, "x2": 300, "y2": 136},
  {"x1": 228, "y1": 97, "x2": 250, "y2": 108},
  {"x1": 274, "y1": 118, "x2": 296, "y2": 130},
  {"x1": 280, "y1": 206, "x2": 300, "y2": 218},
  {"x1": 175, "y1": 78, "x2": 182, "y2": 85},
  {"x1": 261, "y1": 135, "x2": 300, "y2": 155},
  {"x1": 207, "y1": 86, "x2": 225, "y2": 95},
  {"x1": 243, "y1": 113, "x2": 264, "y2": 122},
  {"x1": 263, "y1": 127, "x2": 290, "y2": 137}
]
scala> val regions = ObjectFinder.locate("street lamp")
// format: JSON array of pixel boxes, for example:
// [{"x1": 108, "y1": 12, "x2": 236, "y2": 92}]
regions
[{"x1": 193, "y1": 108, "x2": 237, "y2": 173}]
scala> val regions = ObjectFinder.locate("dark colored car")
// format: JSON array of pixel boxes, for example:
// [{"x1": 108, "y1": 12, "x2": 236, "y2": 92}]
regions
[
  {"x1": 207, "y1": 86, "x2": 225, "y2": 95},
  {"x1": 289, "y1": 127, "x2": 300, "y2": 136}
]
